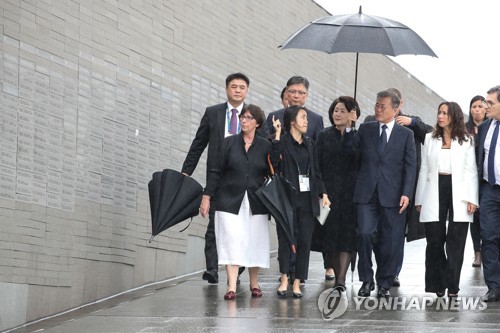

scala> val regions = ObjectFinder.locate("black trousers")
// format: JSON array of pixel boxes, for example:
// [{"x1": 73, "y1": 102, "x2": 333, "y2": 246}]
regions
[
  {"x1": 424, "y1": 175, "x2": 468, "y2": 294},
  {"x1": 205, "y1": 204, "x2": 218, "y2": 271},
  {"x1": 277, "y1": 192, "x2": 316, "y2": 280},
  {"x1": 479, "y1": 182, "x2": 500, "y2": 290}
]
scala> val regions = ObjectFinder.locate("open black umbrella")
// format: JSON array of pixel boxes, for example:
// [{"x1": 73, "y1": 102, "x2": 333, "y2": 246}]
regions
[
  {"x1": 255, "y1": 170, "x2": 296, "y2": 253},
  {"x1": 148, "y1": 169, "x2": 203, "y2": 242},
  {"x1": 279, "y1": 6, "x2": 437, "y2": 99}
]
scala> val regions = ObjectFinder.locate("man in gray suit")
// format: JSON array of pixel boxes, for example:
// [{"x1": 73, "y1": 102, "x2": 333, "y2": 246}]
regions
[{"x1": 353, "y1": 90, "x2": 416, "y2": 298}]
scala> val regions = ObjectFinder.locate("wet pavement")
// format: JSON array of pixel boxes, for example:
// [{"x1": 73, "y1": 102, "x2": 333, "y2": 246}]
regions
[{"x1": 6, "y1": 238, "x2": 500, "y2": 332}]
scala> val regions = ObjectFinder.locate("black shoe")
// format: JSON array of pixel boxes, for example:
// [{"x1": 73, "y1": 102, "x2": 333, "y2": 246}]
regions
[
  {"x1": 325, "y1": 274, "x2": 335, "y2": 281},
  {"x1": 276, "y1": 289, "x2": 287, "y2": 297},
  {"x1": 377, "y1": 287, "x2": 390, "y2": 298},
  {"x1": 481, "y1": 289, "x2": 500, "y2": 302},
  {"x1": 202, "y1": 269, "x2": 218, "y2": 284},
  {"x1": 333, "y1": 283, "x2": 346, "y2": 292},
  {"x1": 358, "y1": 280, "x2": 375, "y2": 297},
  {"x1": 292, "y1": 291, "x2": 303, "y2": 298},
  {"x1": 392, "y1": 276, "x2": 400, "y2": 287}
]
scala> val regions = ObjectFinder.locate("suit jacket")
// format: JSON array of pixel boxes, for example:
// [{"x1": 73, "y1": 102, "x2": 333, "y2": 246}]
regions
[
  {"x1": 181, "y1": 102, "x2": 269, "y2": 187},
  {"x1": 270, "y1": 132, "x2": 326, "y2": 217},
  {"x1": 205, "y1": 133, "x2": 271, "y2": 215},
  {"x1": 352, "y1": 121, "x2": 417, "y2": 207},
  {"x1": 476, "y1": 118, "x2": 495, "y2": 184},
  {"x1": 415, "y1": 133, "x2": 478, "y2": 222},
  {"x1": 266, "y1": 107, "x2": 324, "y2": 141}
]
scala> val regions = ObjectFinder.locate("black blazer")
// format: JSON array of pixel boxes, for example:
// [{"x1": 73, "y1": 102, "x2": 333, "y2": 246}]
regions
[
  {"x1": 270, "y1": 132, "x2": 326, "y2": 217},
  {"x1": 352, "y1": 121, "x2": 417, "y2": 207},
  {"x1": 266, "y1": 107, "x2": 324, "y2": 141},
  {"x1": 205, "y1": 133, "x2": 271, "y2": 215},
  {"x1": 182, "y1": 102, "x2": 269, "y2": 182}
]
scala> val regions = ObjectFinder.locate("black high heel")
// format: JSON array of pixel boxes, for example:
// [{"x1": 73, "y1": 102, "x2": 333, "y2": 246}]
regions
[{"x1": 276, "y1": 289, "x2": 287, "y2": 297}]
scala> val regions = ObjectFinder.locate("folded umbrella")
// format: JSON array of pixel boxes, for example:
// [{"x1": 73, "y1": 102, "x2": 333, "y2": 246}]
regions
[
  {"x1": 148, "y1": 169, "x2": 203, "y2": 242},
  {"x1": 255, "y1": 158, "x2": 296, "y2": 253}
]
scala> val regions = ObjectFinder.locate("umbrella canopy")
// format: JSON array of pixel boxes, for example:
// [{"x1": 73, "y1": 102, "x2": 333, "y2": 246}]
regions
[
  {"x1": 255, "y1": 173, "x2": 296, "y2": 253},
  {"x1": 148, "y1": 169, "x2": 203, "y2": 242},
  {"x1": 279, "y1": 6, "x2": 437, "y2": 99}
]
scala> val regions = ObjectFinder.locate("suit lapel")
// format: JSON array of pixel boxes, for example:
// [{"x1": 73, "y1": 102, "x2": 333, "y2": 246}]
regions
[
  {"x1": 217, "y1": 103, "x2": 227, "y2": 142},
  {"x1": 479, "y1": 119, "x2": 492, "y2": 164}
]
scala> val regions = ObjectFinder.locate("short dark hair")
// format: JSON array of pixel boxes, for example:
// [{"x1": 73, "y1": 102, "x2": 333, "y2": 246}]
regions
[
  {"x1": 240, "y1": 104, "x2": 265, "y2": 128},
  {"x1": 487, "y1": 85, "x2": 500, "y2": 102},
  {"x1": 283, "y1": 105, "x2": 307, "y2": 132},
  {"x1": 328, "y1": 96, "x2": 360, "y2": 126},
  {"x1": 226, "y1": 72, "x2": 250, "y2": 87},
  {"x1": 286, "y1": 76, "x2": 309, "y2": 90},
  {"x1": 377, "y1": 89, "x2": 400, "y2": 109}
]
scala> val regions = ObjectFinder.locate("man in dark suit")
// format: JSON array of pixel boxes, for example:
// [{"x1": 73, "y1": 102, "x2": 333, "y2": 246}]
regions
[
  {"x1": 364, "y1": 88, "x2": 432, "y2": 287},
  {"x1": 182, "y1": 73, "x2": 269, "y2": 284},
  {"x1": 354, "y1": 89, "x2": 416, "y2": 298},
  {"x1": 476, "y1": 85, "x2": 500, "y2": 302},
  {"x1": 266, "y1": 76, "x2": 324, "y2": 141}
]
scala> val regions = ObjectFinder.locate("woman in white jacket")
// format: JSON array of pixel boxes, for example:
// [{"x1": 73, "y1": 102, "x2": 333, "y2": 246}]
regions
[{"x1": 415, "y1": 101, "x2": 478, "y2": 298}]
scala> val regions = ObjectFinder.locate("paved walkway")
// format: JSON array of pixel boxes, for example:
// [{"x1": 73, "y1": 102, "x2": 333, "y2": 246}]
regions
[{"x1": 6, "y1": 238, "x2": 500, "y2": 332}]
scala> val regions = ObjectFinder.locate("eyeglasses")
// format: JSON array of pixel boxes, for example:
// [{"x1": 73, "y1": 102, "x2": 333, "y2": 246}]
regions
[
  {"x1": 239, "y1": 115, "x2": 254, "y2": 121},
  {"x1": 287, "y1": 89, "x2": 307, "y2": 96},
  {"x1": 374, "y1": 104, "x2": 388, "y2": 111},
  {"x1": 482, "y1": 100, "x2": 496, "y2": 108}
]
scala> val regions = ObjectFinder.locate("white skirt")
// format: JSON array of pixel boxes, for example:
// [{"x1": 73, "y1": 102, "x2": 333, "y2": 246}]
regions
[{"x1": 215, "y1": 191, "x2": 270, "y2": 268}]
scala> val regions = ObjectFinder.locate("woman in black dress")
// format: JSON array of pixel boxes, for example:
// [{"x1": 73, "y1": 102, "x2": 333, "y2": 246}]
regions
[
  {"x1": 270, "y1": 105, "x2": 330, "y2": 298},
  {"x1": 311, "y1": 96, "x2": 360, "y2": 291}
]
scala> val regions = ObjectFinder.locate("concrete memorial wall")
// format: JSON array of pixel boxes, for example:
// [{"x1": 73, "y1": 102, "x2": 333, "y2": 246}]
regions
[{"x1": 0, "y1": 0, "x2": 442, "y2": 329}]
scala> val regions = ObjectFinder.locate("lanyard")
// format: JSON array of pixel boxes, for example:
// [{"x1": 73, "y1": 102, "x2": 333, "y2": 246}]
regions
[{"x1": 286, "y1": 139, "x2": 310, "y2": 176}]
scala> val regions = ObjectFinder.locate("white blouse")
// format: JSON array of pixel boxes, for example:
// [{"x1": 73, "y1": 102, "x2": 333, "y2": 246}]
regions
[{"x1": 437, "y1": 148, "x2": 452, "y2": 174}]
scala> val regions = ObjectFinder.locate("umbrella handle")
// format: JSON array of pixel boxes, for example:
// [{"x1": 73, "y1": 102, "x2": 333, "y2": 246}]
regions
[{"x1": 291, "y1": 244, "x2": 296, "y2": 254}]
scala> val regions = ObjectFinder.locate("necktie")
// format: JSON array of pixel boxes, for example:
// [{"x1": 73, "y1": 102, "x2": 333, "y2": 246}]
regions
[
  {"x1": 488, "y1": 121, "x2": 499, "y2": 185},
  {"x1": 230, "y1": 108, "x2": 238, "y2": 134},
  {"x1": 379, "y1": 124, "x2": 387, "y2": 155}
]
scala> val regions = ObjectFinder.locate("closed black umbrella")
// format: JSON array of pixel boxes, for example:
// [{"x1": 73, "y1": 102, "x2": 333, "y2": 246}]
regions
[
  {"x1": 148, "y1": 169, "x2": 203, "y2": 242},
  {"x1": 255, "y1": 172, "x2": 296, "y2": 253},
  {"x1": 279, "y1": 6, "x2": 437, "y2": 99}
]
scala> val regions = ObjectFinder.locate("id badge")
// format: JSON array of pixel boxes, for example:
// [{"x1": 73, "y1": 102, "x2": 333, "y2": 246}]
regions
[{"x1": 298, "y1": 174, "x2": 310, "y2": 192}]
